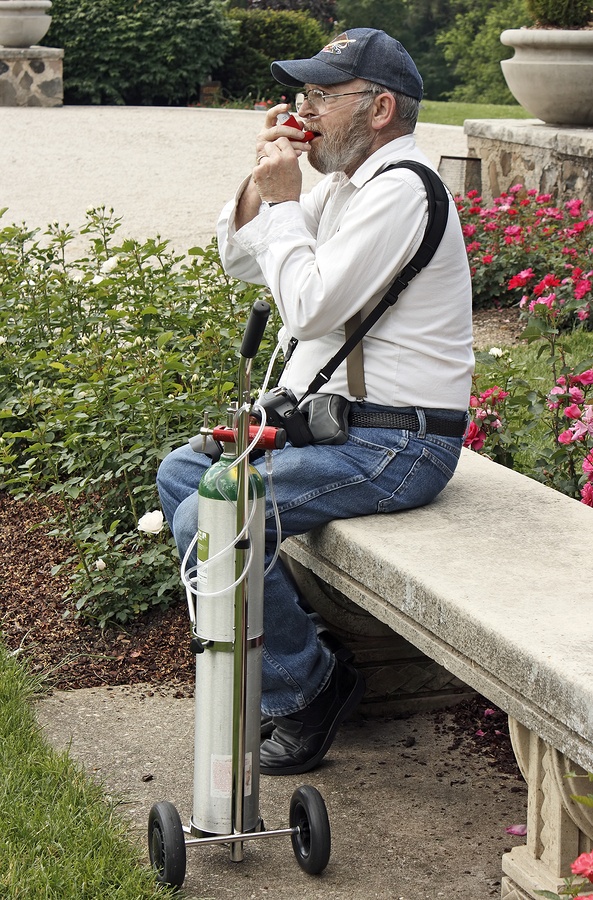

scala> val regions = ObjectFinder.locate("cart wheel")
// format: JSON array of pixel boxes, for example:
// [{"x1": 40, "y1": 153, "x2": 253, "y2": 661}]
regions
[
  {"x1": 289, "y1": 785, "x2": 331, "y2": 875},
  {"x1": 148, "y1": 801, "x2": 187, "y2": 888}
]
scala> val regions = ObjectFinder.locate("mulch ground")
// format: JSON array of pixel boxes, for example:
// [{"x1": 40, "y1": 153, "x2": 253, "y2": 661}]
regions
[
  {"x1": 0, "y1": 493, "x2": 194, "y2": 692},
  {"x1": 0, "y1": 489, "x2": 522, "y2": 779}
]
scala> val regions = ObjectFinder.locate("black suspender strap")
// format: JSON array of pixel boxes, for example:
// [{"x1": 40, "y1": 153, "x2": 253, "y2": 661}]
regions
[{"x1": 301, "y1": 161, "x2": 449, "y2": 402}]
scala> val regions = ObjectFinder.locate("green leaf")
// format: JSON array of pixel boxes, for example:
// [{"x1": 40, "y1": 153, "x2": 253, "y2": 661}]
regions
[
  {"x1": 570, "y1": 794, "x2": 593, "y2": 808},
  {"x1": 156, "y1": 331, "x2": 174, "y2": 348}
]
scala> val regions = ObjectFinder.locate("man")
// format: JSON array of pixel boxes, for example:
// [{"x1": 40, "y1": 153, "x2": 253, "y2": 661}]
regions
[{"x1": 157, "y1": 28, "x2": 474, "y2": 776}]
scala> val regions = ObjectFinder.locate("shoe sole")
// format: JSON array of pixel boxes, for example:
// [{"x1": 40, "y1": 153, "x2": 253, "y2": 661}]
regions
[{"x1": 260, "y1": 667, "x2": 365, "y2": 776}]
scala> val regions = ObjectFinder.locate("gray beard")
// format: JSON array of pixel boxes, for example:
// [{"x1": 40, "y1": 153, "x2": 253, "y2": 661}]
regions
[{"x1": 308, "y1": 103, "x2": 375, "y2": 175}]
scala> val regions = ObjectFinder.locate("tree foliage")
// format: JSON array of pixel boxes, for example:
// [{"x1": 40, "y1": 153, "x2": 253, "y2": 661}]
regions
[
  {"x1": 335, "y1": 0, "x2": 533, "y2": 103},
  {"x1": 335, "y1": 0, "x2": 460, "y2": 99},
  {"x1": 437, "y1": 0, "x2": 531, "y2": 103}
]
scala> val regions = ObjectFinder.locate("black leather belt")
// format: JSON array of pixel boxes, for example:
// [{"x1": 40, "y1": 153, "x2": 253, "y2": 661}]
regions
[{"x1": 348, "y1": 409, "x2": 467, "y2": 437}]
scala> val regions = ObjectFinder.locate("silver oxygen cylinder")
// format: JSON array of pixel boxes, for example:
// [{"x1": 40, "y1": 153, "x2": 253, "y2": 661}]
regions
[{"x1": 190, "y1": 447, "x2": 265, "y2": 837}]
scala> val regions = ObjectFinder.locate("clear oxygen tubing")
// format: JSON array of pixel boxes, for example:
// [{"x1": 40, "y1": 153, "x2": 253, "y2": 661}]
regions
[{"x1": 181, "y1": 339, "x2": 285, "y2": 622}]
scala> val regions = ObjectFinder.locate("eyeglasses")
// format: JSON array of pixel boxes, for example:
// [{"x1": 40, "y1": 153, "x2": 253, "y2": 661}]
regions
[{"x1": 295, "y1": 88, "x2": 375, "y2": 114}]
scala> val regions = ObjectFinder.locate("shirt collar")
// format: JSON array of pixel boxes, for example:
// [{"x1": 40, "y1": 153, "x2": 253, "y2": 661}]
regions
[{"x1": 348, "y1": 134, "x2": 418, "y2": 188}]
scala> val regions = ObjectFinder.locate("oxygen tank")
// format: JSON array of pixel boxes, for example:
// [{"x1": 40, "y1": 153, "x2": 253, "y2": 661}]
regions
[{"x1": 190, "y1": 444, "x2": 265, "y2": 837}]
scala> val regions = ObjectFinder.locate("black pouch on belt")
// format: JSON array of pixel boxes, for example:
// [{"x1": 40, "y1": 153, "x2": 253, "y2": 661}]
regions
[{"x1": 305, "y1": 394, "x2": 351, "y2": 445}]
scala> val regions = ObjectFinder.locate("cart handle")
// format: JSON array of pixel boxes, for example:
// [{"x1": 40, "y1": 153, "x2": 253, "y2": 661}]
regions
[{"x1": 240, "y1": 300, "x2": 271, "y2": 359}]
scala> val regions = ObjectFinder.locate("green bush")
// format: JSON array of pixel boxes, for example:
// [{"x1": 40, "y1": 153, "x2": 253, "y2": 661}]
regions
[
  {"x1": 243, "y1": 0, "x2": 337, "y2": 32},
  {"x1": 0, "y1": 208, "x2": 280, "y2": 625},
  {"x1": 44, "y1": 0, "x2": 238, "y2": 105},
  {"x1": 526, "y1": 0, "x2": 593, "y2": 27},
  {"x1": 214, "y1": 9, "x2": 327, "y2": 102}
]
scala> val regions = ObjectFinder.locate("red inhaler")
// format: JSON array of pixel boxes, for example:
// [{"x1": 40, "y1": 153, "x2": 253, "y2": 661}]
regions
[{"x1": 276, "y1": 112, "x2": 316, "y2": 143}]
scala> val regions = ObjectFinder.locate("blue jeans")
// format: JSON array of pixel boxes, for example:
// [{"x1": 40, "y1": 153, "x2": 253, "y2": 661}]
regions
[{"x1": 157, "y1": 404, "x2": 464, "y2": 717}]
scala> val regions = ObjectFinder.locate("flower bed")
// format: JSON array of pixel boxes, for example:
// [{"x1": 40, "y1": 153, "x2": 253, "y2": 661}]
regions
[{"x1": 458, "y1": 185, "x2": 593, "y2": 505}]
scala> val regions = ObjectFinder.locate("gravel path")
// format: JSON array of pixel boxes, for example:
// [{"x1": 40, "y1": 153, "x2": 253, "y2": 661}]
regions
[{"x1": 0, "y1": 106, "x2": 467, "y2": 255}]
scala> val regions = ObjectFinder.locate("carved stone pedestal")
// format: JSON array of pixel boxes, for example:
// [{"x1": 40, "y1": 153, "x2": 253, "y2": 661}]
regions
[
  {"x1": 0, "y1": 46, "x2": 63, "y2": 106},
  {"x1": 502, "y1": 719, "x2": 593, "y2": 899}
]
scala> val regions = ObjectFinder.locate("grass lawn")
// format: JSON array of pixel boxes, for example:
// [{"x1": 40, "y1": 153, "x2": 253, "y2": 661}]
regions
[
  {"x1": 0, "y1": 643, "x2": 172, "y2": 900},
  {"x1": 419, "y1": 99, "x2": 532, "y2": 126}
]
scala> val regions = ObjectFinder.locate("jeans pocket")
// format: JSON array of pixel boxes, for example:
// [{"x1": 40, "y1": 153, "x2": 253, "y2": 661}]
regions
[{"x1": 377, "y1": 443, "x2": 460, "y2": 513}]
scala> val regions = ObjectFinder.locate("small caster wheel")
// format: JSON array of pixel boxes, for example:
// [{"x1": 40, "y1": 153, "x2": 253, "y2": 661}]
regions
[
  {"x1": 148, "y1": 801, "x2": 187, "y2": 888},
  {"x1": 289, "y1": 785, "x2": 331, "y2": 875}
]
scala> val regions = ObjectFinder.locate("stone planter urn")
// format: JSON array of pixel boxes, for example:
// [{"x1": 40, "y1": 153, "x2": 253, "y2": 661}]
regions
[
  {"x1": 500, "y1": 28, "x2": 593, "y2": 127},
  {"x1": 0, "y1": 0, "x2": 52, "y2": 49}
]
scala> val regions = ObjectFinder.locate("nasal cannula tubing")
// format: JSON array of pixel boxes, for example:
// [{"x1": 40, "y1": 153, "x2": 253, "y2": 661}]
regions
[{"x1": 181, "y1": 339, "x2": 285, "y2": 613}]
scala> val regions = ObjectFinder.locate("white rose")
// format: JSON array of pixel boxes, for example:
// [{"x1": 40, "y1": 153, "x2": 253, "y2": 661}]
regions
[
  {"x1": 101, "y1": 256, "x2": 119, "y2": 275},
  {"x1": 138, "y1": 510, "x2": 164, "y2": 534},
  {"x1": 489, "y1": 347, "x2": 503, "y2": 358},
  {"x1": 95, "y1": 558, "x2": 107, "y2": 571}
]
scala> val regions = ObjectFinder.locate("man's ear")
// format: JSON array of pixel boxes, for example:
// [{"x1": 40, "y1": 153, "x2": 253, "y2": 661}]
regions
[{"x1": 370, "y1": 92, "x2": 397, "y2": 131}]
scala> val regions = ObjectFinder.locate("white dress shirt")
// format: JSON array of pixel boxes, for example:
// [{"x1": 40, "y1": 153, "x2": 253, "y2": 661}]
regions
[{"x1": 217, "y1": 134, "x2": 474, "y2": 411}]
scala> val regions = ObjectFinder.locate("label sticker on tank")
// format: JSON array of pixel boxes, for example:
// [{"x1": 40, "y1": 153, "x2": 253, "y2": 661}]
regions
[
  {"x1": 197, "y1": 529, "x2": 209, "y2": 585},
  {"x1": 211, "y1": 753, "x2": 253, "y2": 798}
]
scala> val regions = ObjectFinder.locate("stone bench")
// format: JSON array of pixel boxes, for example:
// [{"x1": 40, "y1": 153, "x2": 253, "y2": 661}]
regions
[{"x1": 282, "y1": 448, "x2": 593, "y2": 900}]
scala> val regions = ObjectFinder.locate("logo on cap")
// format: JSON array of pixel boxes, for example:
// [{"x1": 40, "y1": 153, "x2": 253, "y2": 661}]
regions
[{"x1": 321, "y1": 33, "x2": 357, "y2": 55}]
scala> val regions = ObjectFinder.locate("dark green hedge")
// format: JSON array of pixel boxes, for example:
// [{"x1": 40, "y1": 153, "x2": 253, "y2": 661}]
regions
[
  {"x1": 213, "y1": 9, "x2": 327, "y2": 102},
  {"x1": 44, "y1": 0, "x2": 237, "y2": 105}
]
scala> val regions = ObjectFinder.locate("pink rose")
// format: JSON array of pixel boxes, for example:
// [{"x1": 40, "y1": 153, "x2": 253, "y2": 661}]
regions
[
  {"x1": 558, "y1": 429, "x2": 577, "y2": 444},
  {"x1": 573, "y1": 369, "x2": 593, "y2": 386},
  {"x1": 571, "y1": 850, "x2": 593, "y2": 882},
  {"x1": 463, "y1": 420, "x2": 486, "y2": 452},
  {"x1": 508, "y1": 268, "x2": 534, "y2": 289},
  {"x1": 569, "y1": 387, "x2": 585, "y2": 404},
  {"x1": 564, "y1": 404, "x2": 582, "y2": 419},
  {"x1": 583, "y1": 452, "x2": 593, "y2": 480},
  {"x1": 565, "y1": 198, "x2": 583, "y2": 216}
]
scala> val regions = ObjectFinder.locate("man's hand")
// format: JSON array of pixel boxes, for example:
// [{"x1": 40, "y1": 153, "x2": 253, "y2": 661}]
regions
[
  {"x1": 255, "y1": 103, "x2": 311, "y2": 157},
  {"x1": 253, "y1": 136, "x2": 303, "y2": 205},
  {"x1": 235, "y1": 104, "x2": 309, "y2": 230},
  {"x1": 253, "y1": 103, "x2": 308, "y2": 205}
]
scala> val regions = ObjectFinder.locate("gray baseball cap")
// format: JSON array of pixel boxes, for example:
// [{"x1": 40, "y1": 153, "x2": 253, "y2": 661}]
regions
[{"x1": 271, "y1": 28, "x2": 423, "y2": 101}]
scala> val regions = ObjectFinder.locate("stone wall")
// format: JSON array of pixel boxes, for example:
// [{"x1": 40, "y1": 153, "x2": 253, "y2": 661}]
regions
[
  {"x1": 0, "y1": 46, "x2": 63, "y2": 106},
  {"x1": 464, "y1": 118, "x2": 593, "y2": 208}
]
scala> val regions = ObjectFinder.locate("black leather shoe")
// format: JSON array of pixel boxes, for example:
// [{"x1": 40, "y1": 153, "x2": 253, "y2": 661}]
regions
[
  {"x1": 259, "y1": 657, "x2": 365, "y2": 776},
  {"x1": 261, "y1": 714, "x2": 274, "y2": 738}
]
